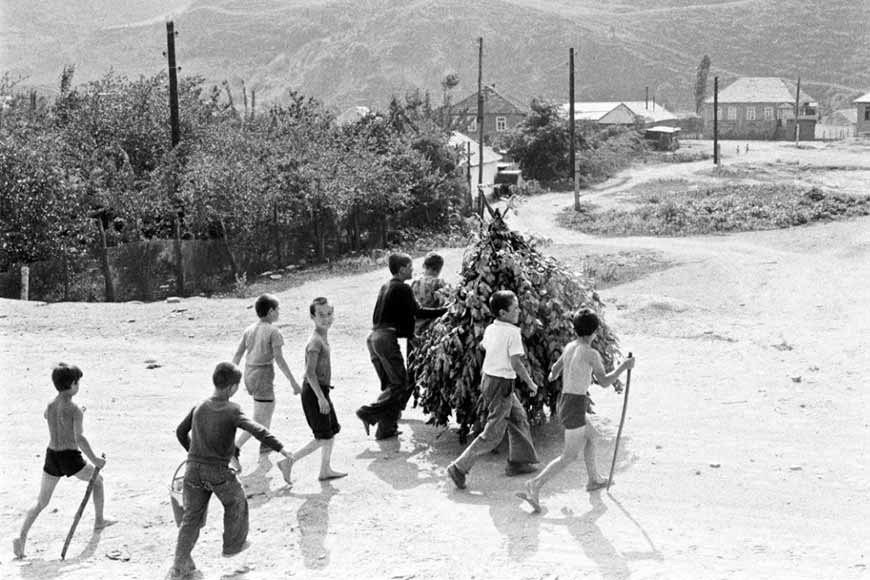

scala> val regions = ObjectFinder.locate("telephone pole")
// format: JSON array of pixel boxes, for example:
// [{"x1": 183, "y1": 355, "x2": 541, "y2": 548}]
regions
[
  {"x1": 794, "y1": 76, "x2": 801, "y2": 146},
  {"x1": 713, "y1": 76, "x2": 719, "y2": 165},
  {"x1": 569, "y1": 48, "x2": 578, "y2": 210},
  {"x1": 476, "y1": 36, "x2": 485, "y2": 214},
  {"x1": 166, "y1": 20, "x2": 184, "y2": 295}
]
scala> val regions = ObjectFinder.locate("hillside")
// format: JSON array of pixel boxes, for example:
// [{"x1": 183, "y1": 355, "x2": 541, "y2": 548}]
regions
[{"x1": 2, "y1": 0, "x2": 868, "y2": 112}]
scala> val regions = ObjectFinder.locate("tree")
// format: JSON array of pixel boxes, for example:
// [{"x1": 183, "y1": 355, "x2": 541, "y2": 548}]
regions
[
  {"x1": 504, "y1": 98, "x2": 575, "y2": 183},
  {"x1": 694, "y1": 55, "x2": 711, "y2": 115}
]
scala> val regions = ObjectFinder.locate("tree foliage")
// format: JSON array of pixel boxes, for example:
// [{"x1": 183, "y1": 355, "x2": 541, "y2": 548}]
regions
[
  {"x1": 694, "y1": 55, "x2": 711, "y2": 115},
  {"x1": 409, "y1": 211, "x2": 621, "y2": 441}
]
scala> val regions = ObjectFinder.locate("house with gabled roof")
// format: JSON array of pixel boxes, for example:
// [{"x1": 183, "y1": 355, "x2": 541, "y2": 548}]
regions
[
  {"x1": 816, "y1": 108, "x2": 857, "y2": 140},
  {"x1": 854, "y1": 92, "x2": 870, "y2": 137},
  {"x1": 560, "y1": 100, "x2": 677, "y2": 126},
  {"x1": 448, "y1": 85, "x2": 528, "y2": 144},
  {"x1": 703, "y1": 77, "x2": 818, "y2": 140}
]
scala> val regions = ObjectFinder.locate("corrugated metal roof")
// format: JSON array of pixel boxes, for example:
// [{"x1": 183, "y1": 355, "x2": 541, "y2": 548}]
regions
[
  {"x1": 706, "y1": 77, "x2": 817, "y2": 105},
  {"x1": 560, "y1": 101, "x2": 676, "y2": 122},
  {"x1": 854, "y1": 91, "x2": 870, "y2": 104},
  {"x1": 621, "y1": 102, "x2": 677, "y2": 122}
]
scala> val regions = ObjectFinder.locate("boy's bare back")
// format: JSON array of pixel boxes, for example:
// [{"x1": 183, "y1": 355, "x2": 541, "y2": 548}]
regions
[{"x1": 45, "y1": 397, "x2": 81, "y2": 451}]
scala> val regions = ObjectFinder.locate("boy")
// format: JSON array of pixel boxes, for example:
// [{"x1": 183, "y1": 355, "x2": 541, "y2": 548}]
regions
[
  {"x1": 232, "y1": 293, "x2": 301, "y2": 469},
  {"x1": 446, "y1": 290, "x2": 540, "y2": 490},
  {"x1": 517, "y1": 308, "x2": 636, "y2": 513},
  {"x1": 13, "y1": 363, "x2": 115, "y2": 559},
  {"x1": 170, "y1": 362, "x2": 294, "y2": 579},
  {"x1": 408, "y1": 252, "x2": 449, "y2": 400},
  {"x1": 356, "y1": 253, "x2": 447, "y2": 440},
  {"x1": 279, "y1": 297, "x2": 346, "y2": 483}
]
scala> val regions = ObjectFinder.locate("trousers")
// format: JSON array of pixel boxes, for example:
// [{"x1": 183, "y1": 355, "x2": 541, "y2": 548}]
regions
[{"x1": 357, "y1": 328, "x2": 407, "y2": 438}]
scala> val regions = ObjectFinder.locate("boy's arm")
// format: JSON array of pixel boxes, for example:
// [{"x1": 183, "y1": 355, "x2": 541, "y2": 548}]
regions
[
  {"x1": 176, "y1": 407, "x2": 194, "y2": 451},
  {"x1": 590, "y1": 351, "x2": 635, "y2": 387},
  {"x1": 305, "y1": 347, "x2": 331, "y2": 415},
  {"x1": 72, "y1": 406, "x2": 105, "y2": 468},
  {"x1": 232, "y1": 336, "x2": 246, "y2": 365},
  {"x1": 510, "y1": 354, "x2": 538, "y2": 394},
  {"x1": 273, "y1": 344, "x2": 301, "y2": 395},
  {"x1": 237, "y1": 412, "x2": 289, "y2": 457},
  {"x1": 548, "y1": 352, "x2": 565, "y2": 382}
]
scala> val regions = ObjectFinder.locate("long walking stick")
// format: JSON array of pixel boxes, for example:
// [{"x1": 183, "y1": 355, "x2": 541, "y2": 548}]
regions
[
  {"x1": 61, "y1": 454, "x2": 105, "y2": 559},
  {"x1": 607, "y1": 354, "x2": 632, "y2": 492}
]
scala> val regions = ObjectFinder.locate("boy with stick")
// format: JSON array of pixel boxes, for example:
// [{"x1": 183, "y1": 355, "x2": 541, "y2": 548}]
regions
[
  {"x1": 13, "y1": 363, "x2": 115, "y2": 559},
  {"x1": 517, "y1": 308, "x2": 635, "y2": 513}
]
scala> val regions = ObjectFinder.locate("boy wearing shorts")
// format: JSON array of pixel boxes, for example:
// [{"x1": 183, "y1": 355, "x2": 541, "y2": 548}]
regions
[
  {"x1": 446, "y1": 290, "x2": 540, "y2": 490},
  {"x1": 517, "y1": 308, "x2": 636, "y2": 513},
  {"x1": 13, "y1": 363, "x2": 115, "y2": 559},
  {"x1": 279, "y1": 297, "x2": 346, "y2": 483},
  {"x1": 170, "y1": 362, "x2": 294, "y2": 578},
  {"x1": 232, "y1": 294, "x2": 301, "y2": 468}
]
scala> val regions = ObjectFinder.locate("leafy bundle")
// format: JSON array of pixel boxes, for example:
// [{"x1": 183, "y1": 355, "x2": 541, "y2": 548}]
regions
[{"x1": 409, "y1": 210, "x2": 621, "y2": 441}]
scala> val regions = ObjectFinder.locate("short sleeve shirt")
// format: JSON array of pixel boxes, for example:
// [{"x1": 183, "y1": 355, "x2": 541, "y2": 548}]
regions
[
  {"x1": 480, "y1": 320, "x2": 525, "y2": 379},
  {"x1": 242, "y1": 321, "x2": 284, "y2": 367},
  {"x1": 305, "y1": 333, "x2": 331, "y2": 386}
]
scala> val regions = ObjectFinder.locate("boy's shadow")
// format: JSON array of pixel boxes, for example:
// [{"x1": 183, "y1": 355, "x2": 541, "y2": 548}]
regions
[
  {"x1": 288, "y1": 481, "x2": 339, "y2": 569},
  {"x1": 241, "y1": 455, "x2": 294, "y2": 509},
  {"x1": 19, "y1": 527, "x2": 106, "y2": 579},
  {"x1": 355, "y1": 419, "x2": 451, "y2": 490}
]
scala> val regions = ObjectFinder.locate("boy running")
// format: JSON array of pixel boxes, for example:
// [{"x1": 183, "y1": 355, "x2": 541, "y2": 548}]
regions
[
  {"x1": 170, "y1": 362, "x2": 294, "y2": 578},
  {"x1": 279, "y1": 297, "x2": 346, "y2": 483},
  {"x1": 446, "y1": 290, "x2": 540, "y2": 490},
  {"x1": 517, "y1": 308, "x2": 636, "y2": 513},
  {"x1": 13, "y1": 363, "x2": 115, "y2": 559},
  {"x1": 232, "y1": 294, "x2": 301, "y2": 469}
]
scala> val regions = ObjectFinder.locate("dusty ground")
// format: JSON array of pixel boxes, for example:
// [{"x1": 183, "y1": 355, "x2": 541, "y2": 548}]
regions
[{"x1": 2, "y1": 139, "x2": 869, "y2": 579}]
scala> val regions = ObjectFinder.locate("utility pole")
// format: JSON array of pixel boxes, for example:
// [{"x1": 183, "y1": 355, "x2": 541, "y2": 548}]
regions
[
  {"x1": 569, "y1": 47, "x2": 578, "y2": 211},
  {"x1": 477, "y1": 36, "x2": 485, "y2": 215},
  {"x1": 166, "y1": 20, "x2": 184, "y2": 295},
  {"x1": 794, "y1": 76, "x2": 801, "y2": 146},
  {"x1": 466, "y1": 142, "x2": 473, "y2": 213},
  {"x1": 713, "y1": 76, "x2": 719, "y2": 165}
]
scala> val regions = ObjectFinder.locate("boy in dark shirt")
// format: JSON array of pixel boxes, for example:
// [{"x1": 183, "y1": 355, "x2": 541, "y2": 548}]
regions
[
  {"x1": 356, "y1": 253, "x2": 447, "y2": 440},
  {"x1": 169, "y1": 362, "x2": 294, "y2": 579}
]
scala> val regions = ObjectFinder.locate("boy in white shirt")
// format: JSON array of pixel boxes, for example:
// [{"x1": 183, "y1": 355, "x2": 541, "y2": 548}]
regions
[
  {"x1": 517, "y1": 308, "x2": 635, "y2": 512},
  {"x1": 447, "y1": 290, "x2": 539, "y2": 490}
]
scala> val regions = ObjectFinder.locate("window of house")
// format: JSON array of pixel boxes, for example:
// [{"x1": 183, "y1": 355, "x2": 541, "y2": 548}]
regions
[
  {"x1": 716, "y1": 106, "x2": 722, "y2": 119},
  {"x1": 745, "y1": 106, "x2": 756, "y2": 121},
  {"x1": 727, "y1": 106, "x2": 737, "y2": 120},
  {"x1": 468, "y1": 117, "x2": 477, "y2": 132},
  {"x1": 496, "y1": 116, "x2": 507, "y2": 132},
  {"x1": 764, "y1": 106, "x2": 774, "y2": 120},
  {"x1": 865, "y1": 108, "x2": 870, "y2": 121}
]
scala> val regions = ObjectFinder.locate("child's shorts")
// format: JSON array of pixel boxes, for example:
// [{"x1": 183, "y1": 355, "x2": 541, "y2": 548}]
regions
[
  {"x1": 558, "y1": 393, "x2": 587, "y2": 429},
  {"x1": 43, "y1": 447, "x2": 86, "y2": 478},
  {"x1": 244, "y1": 365, "x2": 275, "y2": 402},
  {"x1": 301, "y1": 383, "x2": 341, "y2": 440}
]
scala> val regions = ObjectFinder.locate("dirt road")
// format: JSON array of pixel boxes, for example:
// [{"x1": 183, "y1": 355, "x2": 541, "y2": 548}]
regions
[{"x1": 2, "y1": 140, "x2": 869, "y2": 579}]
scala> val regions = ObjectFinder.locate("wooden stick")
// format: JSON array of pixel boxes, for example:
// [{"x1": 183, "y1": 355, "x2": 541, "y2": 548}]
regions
[
  {"x1": 607, "y1": 354, "x2": 632, "y2": 492},
  {"x1": 61, "y1": 454, "x2": 105, "y2": 560}
]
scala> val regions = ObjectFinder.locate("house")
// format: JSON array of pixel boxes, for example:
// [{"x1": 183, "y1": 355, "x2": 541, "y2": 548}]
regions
[
  {"x1": 855, "y1": 92, "x2": 870, "y2": 137},
  {"x1": 448, "y1": 86, "x2": 527, "y2": 143},
  {"x1": 448, "y1": 131, "x2": 503, "y2": 195},
  {"x1": 560, "y1": 101, "x2": 677, "y2": 126},
  {"x1": 703, "y1": 77, "x2": 818, "y2": 140},
  {"x1": 816, "y1": 108, "x2": 857, "y2": 140}
]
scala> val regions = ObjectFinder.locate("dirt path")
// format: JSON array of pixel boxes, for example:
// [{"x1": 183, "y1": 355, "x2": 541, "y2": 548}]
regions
[{"x1": 2, "y1": 141, "x2": 870, "y2": 579}]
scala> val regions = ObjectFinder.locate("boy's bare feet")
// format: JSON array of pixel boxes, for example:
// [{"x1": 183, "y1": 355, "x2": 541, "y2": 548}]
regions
[
  {"x1": 12, "y1": 537, "x2": 25, "y2": 559},
  {"x1": 277, "y1": 456, "x2": 294, "y2": 485},
  {"x1": 94, "y1": 518, "x2": 118, "y2": 530},
  {"x1": 318, "y1": 470, "x2": 347, "y2": 481},
  {"x1": 516, "y1": 481, "x2": 542, "y2": 513}
]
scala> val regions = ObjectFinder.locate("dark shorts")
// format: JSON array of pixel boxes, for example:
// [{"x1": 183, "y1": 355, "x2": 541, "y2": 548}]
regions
[
  {"x1": 558, "y1": 393, "x2": 587, "y2": 429},
  {"x1": 43, "y1": 448, "x2": 86, "y2": 478},
  {"x1": 301, "y1": 383, "x2": 341, "y2": 440},
  {"x1": 245, "y1": 365, "x2": 275, "y2": 402}
]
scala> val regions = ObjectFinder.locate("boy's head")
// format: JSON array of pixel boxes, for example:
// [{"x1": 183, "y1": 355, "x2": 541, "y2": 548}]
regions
[
  {"x1": 309, "y1": 296, "x2": 334, "y2": 329},
  {"x1": 255, "y1": 294, "x2": 279, "y2": 319},
  {"x1": 213, "y1": 362, "x2": 243, "y2": 390},
  {"x1": 388, "y1": 253, "x2": 413, "y2": 279},
  {"x1": 52, "y1": 363, "x2": 83, "y2": 392},
  {"x1": 490, "y1": 290, "x2": 519, "y2": 324},
  {"x1": 422, "y1": 252, "x2": 444, "y2": 275},
  {"x1": 573, "y1": 308, "x2": 600, "y2": 337}
]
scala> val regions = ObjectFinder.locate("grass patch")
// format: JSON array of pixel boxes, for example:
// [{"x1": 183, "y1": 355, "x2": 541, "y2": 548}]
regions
[
  {"x1": 558, "y1": 184, "x2": 870, "y2": 237},
  {"x1": 547, "y1": 248, "x2": 673, "y2": 289}
]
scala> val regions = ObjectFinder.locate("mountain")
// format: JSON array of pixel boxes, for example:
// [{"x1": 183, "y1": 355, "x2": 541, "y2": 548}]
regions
[{"x1": 2, "y1": 0, "x2": 868, "y2": 113}]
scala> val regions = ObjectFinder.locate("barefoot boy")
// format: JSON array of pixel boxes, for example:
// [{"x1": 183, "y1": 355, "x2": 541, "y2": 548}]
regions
[
  {"x1": 170, "y1": 362, "x2": 294, "y2": 578},
  {"x1": 446, "y1": 290, "x2": 540, "y2": 490},
  {"x1": 517, "y1": 308, "x2": 636, "y2": 513},
  {"x1": 13, "y1": 363, "x2": 115, "y2": 559},
  {"x1": 279, "y1": 297, "x2": 346, "y2": 483},
  {"x1": 232, "y1": 294, "x2": 302, "y2": 469}
]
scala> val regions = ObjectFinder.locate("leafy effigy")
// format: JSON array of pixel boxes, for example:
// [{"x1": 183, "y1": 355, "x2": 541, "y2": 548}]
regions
[{"x1": 409, "y1": 209, "x2": 621, "y2": 441}]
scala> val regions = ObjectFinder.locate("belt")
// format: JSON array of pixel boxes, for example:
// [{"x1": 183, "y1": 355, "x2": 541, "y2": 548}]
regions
[{"x1": 372, "y1": 326, "x2": 397, "y2": 332}]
